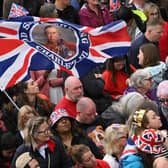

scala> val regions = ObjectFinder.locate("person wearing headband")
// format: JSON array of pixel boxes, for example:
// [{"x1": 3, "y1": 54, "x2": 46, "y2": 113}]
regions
[{"x1": 127, "y1": 100, "x2": 162, "y2": 137}]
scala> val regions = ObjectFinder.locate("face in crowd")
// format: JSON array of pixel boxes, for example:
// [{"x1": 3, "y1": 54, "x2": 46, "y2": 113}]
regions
[
  {"x1": 1, "y1": 148, "x2": 16, "y2": 161},
  {"x1": 65, "y1": 77, "x2": 83, "y2": 102},
  {"x1": 24, "y1": 79, "x2": 39, "y2": 95},
  {"x1": 159, "y1": 97, "x2": 168, "y2": 108},
  {"x1": 157, "y1": 81, "x2": 168, "y2": 109},
  {"x1": 34, "y1": 121, "x2": 51, "y2": 144},
  {"x1": 55, "y1": 117, "x2": 72, "y2": 134},
  {"x1": 148, "y1": 7, "x2": 159, "y2": 20},
  {"x1": 114, "y1": 60, "x2": 125, "y2": 71},
  {"x1": 80, "y1": 150, "x2": 97, "y2": 168},
  {"x1": 142, "y1": 77, "x2": 153, "y2": 92},
  {"x1": 150, "y1": 25, "x2": 163, "y2": 42},
  {"x1": 78, "y1": 101, "x2": 97, "y2": 124},
  {"x1": 145, "y1": 110, "x2": 162, "y2": 129}
]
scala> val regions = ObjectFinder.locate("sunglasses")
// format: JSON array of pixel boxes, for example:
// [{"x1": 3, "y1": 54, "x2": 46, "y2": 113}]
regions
[
  {"x1": 150, "y1": 12, "x2": 159, "y2": 16},
  {"x1": 159, "y1": 98, "x2": 168, "y2": 103}
]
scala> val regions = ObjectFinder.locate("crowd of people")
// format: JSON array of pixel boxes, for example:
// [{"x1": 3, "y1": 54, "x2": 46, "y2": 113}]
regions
[{"x1": 0, "y1": 0, "x2": 168, "y2": 167}]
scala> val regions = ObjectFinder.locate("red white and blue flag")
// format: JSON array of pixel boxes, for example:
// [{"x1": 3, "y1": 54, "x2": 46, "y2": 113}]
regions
[
  {"x1": 109, "y1": 0, "x2": 121, "y2": 12},
  {"x1": 8, "y1": 3, "x2": 29, "y2": 19},
  {"x1": 0, "y1": 16, "x2": 131, "y2": 91}
]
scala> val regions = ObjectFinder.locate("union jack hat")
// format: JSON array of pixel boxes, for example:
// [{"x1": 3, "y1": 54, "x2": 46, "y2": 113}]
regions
[
  {"x1": 134, "y1": 129, "x2": 163, "y2": 154},
  {"x1": 50, "y1": 109, "x2": 73, "y2": 127}
]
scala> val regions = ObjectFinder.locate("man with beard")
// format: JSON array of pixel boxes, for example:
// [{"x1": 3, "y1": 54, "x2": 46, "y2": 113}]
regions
[{"x1": 53, "y1": 76, "x2": 83, "y2": 117}]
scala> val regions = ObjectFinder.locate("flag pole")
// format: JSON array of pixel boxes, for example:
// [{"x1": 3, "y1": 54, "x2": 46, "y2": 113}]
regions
[{"x1": 3, "y1": 90, "x2": 20, "y2": 111}]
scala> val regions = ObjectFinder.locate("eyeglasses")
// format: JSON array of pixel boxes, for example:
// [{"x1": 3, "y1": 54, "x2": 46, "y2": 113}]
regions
[
  {"x1": 37, "y1": 127, "x2": 50, "y2": 134},
  {"x1": 150, "y1": 12, "x2": 159, "y2": 16},
  {"x1": 144, "y1": 77, "x2": 153, "y2": 81},
  {"x1": 119, "y1": 134, "x2": 128, "y2": 139},
  {"x1": 159, "y1": 98, "x2": 168, "y2": 103}
]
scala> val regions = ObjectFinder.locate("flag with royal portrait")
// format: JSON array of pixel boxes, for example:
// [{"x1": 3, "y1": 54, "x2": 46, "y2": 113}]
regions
[{"x1": 0, "y1": 16, "x2": 131, "y2": 91}]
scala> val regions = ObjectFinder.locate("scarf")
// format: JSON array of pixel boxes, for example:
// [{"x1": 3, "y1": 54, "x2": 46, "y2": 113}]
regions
[{"x1": 38, "y1": 139, "x2": 56, "y2": 152}]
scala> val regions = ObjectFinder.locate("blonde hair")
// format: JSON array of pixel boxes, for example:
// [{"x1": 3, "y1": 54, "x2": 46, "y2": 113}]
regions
[
  {"x1": 25, "y1": 116, "x2": 48, "y2": 151},
  {"x1": 18, "y1": 105, "x2": 38, "y2": 130},
  {"x1": 104, "y1": 124, "x2": 127, "y2": 155},
  {"x1": 144, "y1": 2, "x2": 163, "y2": 20}
]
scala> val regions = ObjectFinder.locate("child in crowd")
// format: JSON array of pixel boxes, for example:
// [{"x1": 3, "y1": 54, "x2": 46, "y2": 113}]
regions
[{"x1": 69, "y1": 144, "x2": 110, "y2": 168}]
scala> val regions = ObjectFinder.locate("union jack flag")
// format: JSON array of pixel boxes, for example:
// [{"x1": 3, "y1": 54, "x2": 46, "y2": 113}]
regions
[
  {"x1": 134, "y1": 129, "x2": 163, "y2": 154},
  {"x1": 0, "y1": 16, "x2": 131, "y2": 91},
  {"x1": 8, "y1": 3, "x2": 29, "y2": 18},
  {"x1": 109, "y1": 0, "x2": 121, "y2": 12}
]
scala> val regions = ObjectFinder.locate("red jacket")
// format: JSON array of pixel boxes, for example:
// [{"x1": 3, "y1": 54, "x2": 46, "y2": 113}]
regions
[
  {"x1": 159, "y1": 21, "x2": 168, "y2": 62},
  {"x1": 54, "y1": 96, "x2": 77, "y2": 118},
  {"x1": 75, "y1": 159, "x2": 110, "y2": 168},
  {"x1": 103, "y1": 70, "x2": 128, "y2": 99}
]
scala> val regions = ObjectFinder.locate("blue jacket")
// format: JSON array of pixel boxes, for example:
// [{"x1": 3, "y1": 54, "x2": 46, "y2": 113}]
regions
[{"x1": 120, "y1": 154, "x2": 144, "y2": 168}]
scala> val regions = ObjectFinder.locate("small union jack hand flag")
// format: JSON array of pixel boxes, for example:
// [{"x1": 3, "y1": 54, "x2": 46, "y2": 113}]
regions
[{"x1": 8, "y1": 3, "x2": 29, "y2": 19}]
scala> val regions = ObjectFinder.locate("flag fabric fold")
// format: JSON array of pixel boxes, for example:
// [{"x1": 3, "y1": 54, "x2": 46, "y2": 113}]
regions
[{"x1": 0, "y1": 16, "x2": 131, "y2": 91}]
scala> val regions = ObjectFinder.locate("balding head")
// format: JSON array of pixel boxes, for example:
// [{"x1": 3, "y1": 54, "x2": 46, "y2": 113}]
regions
[
  {"x1": 76, "y1": 97, "x2": 97, "y2": 124},
  {"x1": 64, "y1": 76, "x2": 83, "y2": 102}
]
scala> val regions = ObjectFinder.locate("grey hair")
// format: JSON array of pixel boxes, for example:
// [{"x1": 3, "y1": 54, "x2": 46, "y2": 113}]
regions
[
  {"x1": 119, "y1": 92, "x2": 145, "y2": 119},
  {"x1": 24, "y1": 116, "x2": 48, "y2": 151},
  {"x1": 129, "y1": 69, "x2": 151, "y2": 88},
  {"x1": 39, "y1": 3, "x2": 58, "y2": 18},
  {"x1": 157, "y1": 80, "x2": 168, "y2": 97}
]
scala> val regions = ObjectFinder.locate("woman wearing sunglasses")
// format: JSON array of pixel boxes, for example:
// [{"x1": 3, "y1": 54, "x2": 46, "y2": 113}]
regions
[{"x1": 157, "y1": 80, "x2": 168, "y2": 130}]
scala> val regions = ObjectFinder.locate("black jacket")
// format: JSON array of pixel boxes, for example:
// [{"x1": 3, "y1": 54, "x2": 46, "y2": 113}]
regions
[
  {"x1": 11, "y1": 137, "x2": 72, "y2": 168},
  {"x1": 57, "y1": 5, "x2": 79, "y2": 24},
  {"x1": 158, "y1": 103, "x2": 168, "y2": 130},
  {"x1": 81, "y1": 69, "x2": 113, "y2": 114}
]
